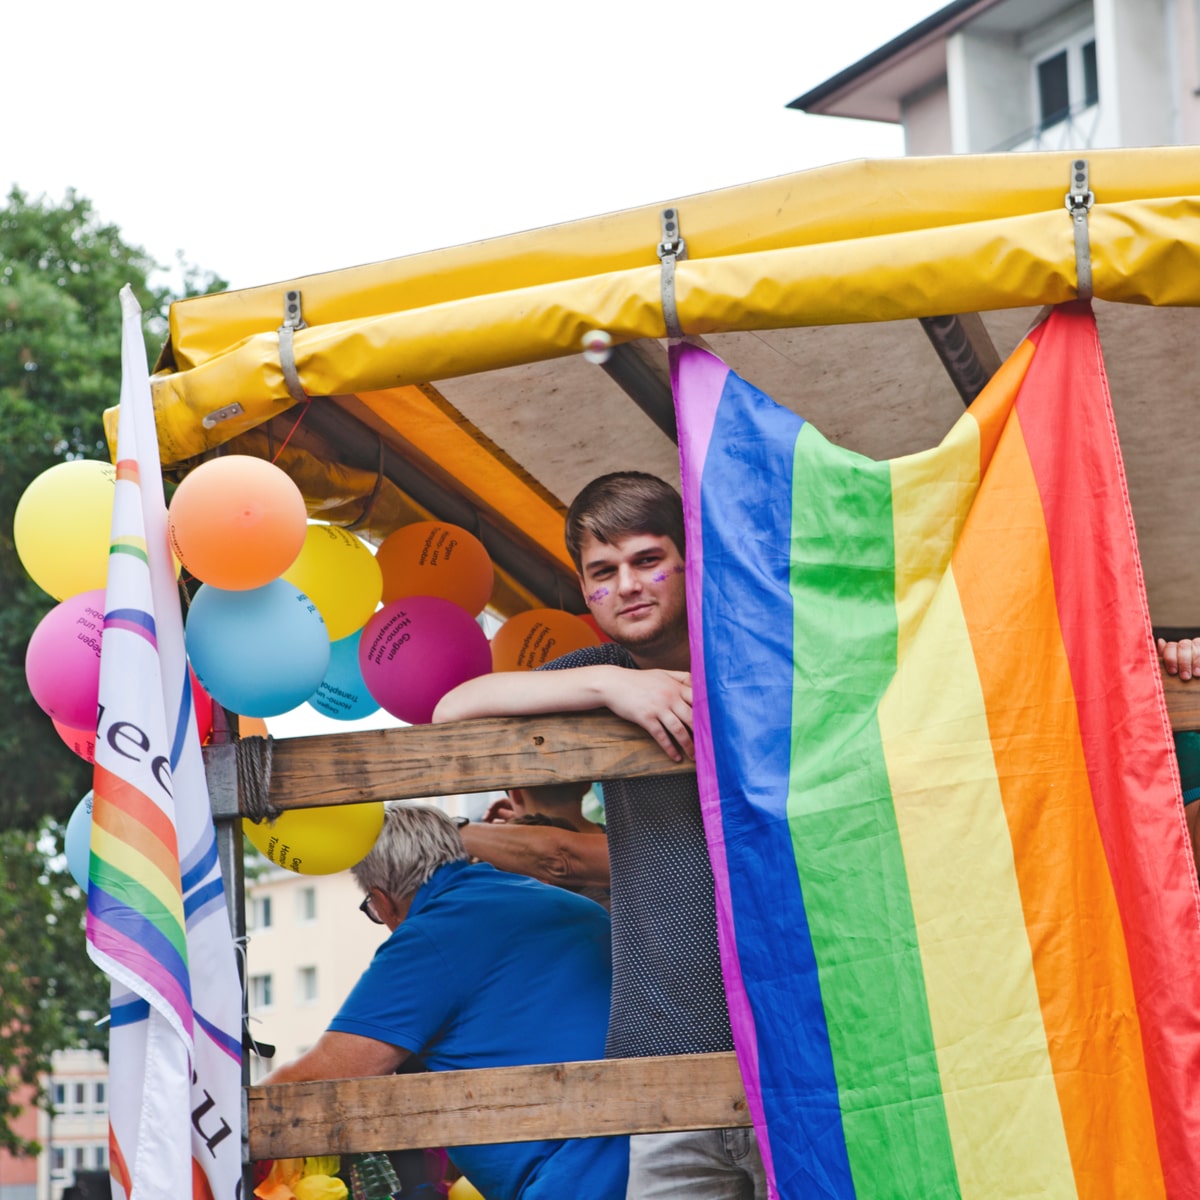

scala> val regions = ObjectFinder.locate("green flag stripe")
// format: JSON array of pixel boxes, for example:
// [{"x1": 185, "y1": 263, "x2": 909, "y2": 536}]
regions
[{"x1": 786, "y1": 421, "x2": 960, "y2": 1199}]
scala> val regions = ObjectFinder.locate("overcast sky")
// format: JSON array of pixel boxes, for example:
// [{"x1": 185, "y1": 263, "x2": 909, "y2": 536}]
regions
[{"x1": 6, "y1": 1, "x2": 943, "y2": 291}]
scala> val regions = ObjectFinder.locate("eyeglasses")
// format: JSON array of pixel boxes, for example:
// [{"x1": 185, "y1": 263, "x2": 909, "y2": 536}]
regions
[{"x1": 359, "y1": 894, "x2": 384, "y2": 925}]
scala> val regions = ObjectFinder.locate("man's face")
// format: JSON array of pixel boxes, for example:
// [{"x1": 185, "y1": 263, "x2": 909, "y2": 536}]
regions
[{"x1": 576, "y1": 531, "x2": 687, "y2": 657}]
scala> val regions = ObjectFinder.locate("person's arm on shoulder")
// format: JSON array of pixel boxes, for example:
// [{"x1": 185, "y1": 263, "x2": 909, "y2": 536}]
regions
[
  {"x1": 259, "y1": 1030, "x2": 409, "y2": 1086},
  {"x1": 461, "y1": 822, "x2": 611, "y2": 887},
  {"x1": 434, "y1": 666, "x2": 694, "y2": 761},
  {"x1": 1159, "y1": 637, "x2": 1200, "y2": 681}
]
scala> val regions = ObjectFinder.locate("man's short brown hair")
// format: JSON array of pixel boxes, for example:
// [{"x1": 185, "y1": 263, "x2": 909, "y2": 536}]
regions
[{"x1": 564, "y1": 472, "x2": 685, "y2": 572}]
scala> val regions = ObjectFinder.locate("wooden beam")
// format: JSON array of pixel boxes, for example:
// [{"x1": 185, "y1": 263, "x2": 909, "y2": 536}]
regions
[
  {"x1": 919, "y1": 312, "x2": 1003, "y2": 406},
  {"x1": 246, "y1": 711, "x2": 692, "y2": 812},
  {"x1": 600, "y1": 341, "x2": 677, "y2": 442},
  {"x1": 247, "y1": 1053, "x2": 749, "y2": 1159},
  {"x1": 214, "y1": 675, "x2": 1200, "y2": 813}
]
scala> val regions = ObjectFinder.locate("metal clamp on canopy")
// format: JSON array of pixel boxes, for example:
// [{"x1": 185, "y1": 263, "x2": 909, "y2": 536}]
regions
[
  {"x1": 657, "y1": 207, "x2": 687, "y2": 339},
  {"x1": 278, "y1": 288, "x2": 310, "y2": 405},
  {"x1": 1065, "y1": 159, "x2": 1094, "y2": 304}
]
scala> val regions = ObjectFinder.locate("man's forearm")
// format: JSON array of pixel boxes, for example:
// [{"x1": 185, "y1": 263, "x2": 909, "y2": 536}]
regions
[
  {"x1": 461, "y1": 823, "x2": 611, "y2": 887},
  {"x1": 433, "y1": 666, "x2": 620, "y2": 723}
]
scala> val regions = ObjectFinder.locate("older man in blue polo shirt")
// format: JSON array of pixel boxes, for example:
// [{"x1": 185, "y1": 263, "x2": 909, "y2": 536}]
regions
[{"x1": 262, "y1": 803, "x2": 627, "y2": 1200}]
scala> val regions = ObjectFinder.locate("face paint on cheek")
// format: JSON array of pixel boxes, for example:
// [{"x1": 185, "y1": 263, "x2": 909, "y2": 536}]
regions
[
  {"x1": 651, "y1": 566, "x2": 686, "y2": 583},
  {"x1": 586, "y1": 587, "x2": 610, "y2": 604}
]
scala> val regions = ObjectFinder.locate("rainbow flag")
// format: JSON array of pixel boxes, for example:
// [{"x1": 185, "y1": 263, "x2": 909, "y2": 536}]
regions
[
  {"x1": 87, "y1": 287, "x2": 242, "y2": 1200},
  {"x1": 672, "y1": 306, "x2": 1200, "y2": 1200}
]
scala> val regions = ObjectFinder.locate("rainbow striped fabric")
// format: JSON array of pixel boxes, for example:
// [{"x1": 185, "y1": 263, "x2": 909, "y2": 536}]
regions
[
  {"x1": 672, "y1": 306, "x2": 1200, "y2": 1199},
  {"x1": 87, "y1": 287, "x2": 242, "y2": 1200}
]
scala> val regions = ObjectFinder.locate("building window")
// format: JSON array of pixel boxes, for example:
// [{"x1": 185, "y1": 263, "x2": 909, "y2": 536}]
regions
[
  {"x1": 94, "y1": 1144, "x2": 108, "y2": 1168},
  {"x1": 297, "y1": 966, "x2": 318, "y2": 1004},
  {"x1": 51, "y1": 1148, "x2": 65, "y2": 1172},
  {"x1": 1081, "y1": 39, "x2": 1098, "y2": 108},
  {"x1": 74, "y1": 1146, "x2": 87, "y2": 1169},
  {"x1": 52, "y1": 1082, "x2": 65, "y2": 1108},
  {"x1": 94, "y1": 1080, "x2": 106, "y2": 1107},
  {"x1": 247, "y1": 895, "x2": 273, "y2": 931},
  {"x1": 1037, "y1": 50, "x2": 1070, "y2": 128},
  {"x1": 297, "y1": 886, "x2": 317, "y2": 923},
  {"x1": 249, "y1": 973, "x2": 274, "y2": 1010},
  {"x1": 1035, "y1": 35, "x2": 1098, "y2": 130},
  {"x1": 74, "y1": 1082, "x2": 86, "y2": 1108}
]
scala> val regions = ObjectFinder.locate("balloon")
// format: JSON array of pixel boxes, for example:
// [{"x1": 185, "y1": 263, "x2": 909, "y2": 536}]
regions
[
  {"x1": 191, "y1": 667, "x2": 214, "y2": 743},
  {"x1": 243, "y1": 801, "x2": 384, "y2": 875},
  {"x1": 238, "y1": 716, "x2": 270, "y2": 738},
  {"x1": 25, "y1": 589, "x2": 106, "y2": 729},
  {"x1": 168, "y1": 455, "x2": 307, "y2": 589},
  {"x1": 490, "y1": 608, "x2": 600, "y2": 672},
  {"x1": 377, "y1": 521, "x2": 494, "y2": 616},
  {"x1": 64, "y1": 790, "x2": 94, "y2": 890},
  {"x1": 308, "y1": 634, "x2": 381, "y2": 722},
  {"x1": 13, "y1": 459, "x2": 116, "y2": 600},
  {"x1": 53, "y1": 719, "x2": 96, "y2": 764},
  {"x1": 185, "y1": 580, "x2": 331, "y2": 717},
  {"x1": 358, "y1": 596, "x2": 491, "y2": 725},
  {"x1": 281, "y1": 524, "x2": 383, "y2": 641},
  {"x1": 448, "y1": 1179, "x2": 485, "y2": 1200}
]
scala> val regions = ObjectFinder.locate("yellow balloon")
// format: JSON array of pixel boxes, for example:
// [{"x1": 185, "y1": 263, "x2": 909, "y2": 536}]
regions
[
  {"x1": 282, "y1": 524, "x2": 383, "y2": 641},
  {"x1": 14, "y1": 460, "x2": 116, "y2": 600},
  {"x1": 243, "y1": 802, "x2": 384, "y2": 875},
  {"x1": 448, "y1": 1179, "x2": 485, "y2": 1200}
]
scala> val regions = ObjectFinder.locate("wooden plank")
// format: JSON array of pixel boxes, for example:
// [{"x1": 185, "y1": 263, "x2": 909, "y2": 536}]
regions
[
  {"x1": 252, "y1": 712, "x2": 692, "y2": 812},
  {"x1": 247, "y1": 1053, "x2": 749, "y2": 1159},
  {"x1": 218, "y1": 676, "x2": 1200, "y2": 813},
  {"x1": 1165, "y1": 673, "x2": 1200, "y2": 732}
]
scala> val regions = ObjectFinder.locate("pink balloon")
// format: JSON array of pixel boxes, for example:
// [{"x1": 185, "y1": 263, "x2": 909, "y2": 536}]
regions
[
  {"x1": 53, "y1": 719, "x2": 96, "y2": 764},
  {"x1": 25, "y1": 589, "x2": 106, "y2": 730},
  {"x1": 358, "y1": 596, "x2": 492, "y2": 725}
]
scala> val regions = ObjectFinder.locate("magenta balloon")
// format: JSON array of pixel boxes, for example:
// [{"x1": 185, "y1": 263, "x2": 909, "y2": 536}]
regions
[
  {"x1": 358, "y1": 596, "x2": 491, "y2": 725},
  {"x1": 25, "y1": 589, "x2": 106, "y2": 729}
]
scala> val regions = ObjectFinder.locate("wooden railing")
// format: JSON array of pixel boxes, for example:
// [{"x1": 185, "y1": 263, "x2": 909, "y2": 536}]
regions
[{"x1": 218, "y1": 671, "x2": 1200, "y2": 1162}]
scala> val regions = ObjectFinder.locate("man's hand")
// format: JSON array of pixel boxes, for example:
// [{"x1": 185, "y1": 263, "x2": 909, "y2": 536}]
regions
[
  {"x1": 1159, "y1": 638, "x2": 1200, "y2": 681},
  {"x1": 603, "y1": 669, "x2": 694, "y2": 762}
]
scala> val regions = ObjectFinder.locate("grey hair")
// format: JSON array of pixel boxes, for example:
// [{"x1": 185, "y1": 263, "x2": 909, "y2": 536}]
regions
[{"x1": 351, "y1": 804, "x2": 467, "y2": 901}]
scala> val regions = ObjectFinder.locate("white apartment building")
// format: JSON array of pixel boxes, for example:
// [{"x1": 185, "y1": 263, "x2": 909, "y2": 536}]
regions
[
  {"x1": 243, "y1": 867, "x2": 390, "y2": 1081},
  {"x1": 43, "y1": 1048, "x2": 108, "y2": 1200},
  {"x1": 790, "y1": 0, "x2": 1200, "y2": 155}
]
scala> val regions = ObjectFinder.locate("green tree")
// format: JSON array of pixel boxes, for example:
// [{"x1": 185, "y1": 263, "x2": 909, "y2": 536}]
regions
[
  {"x1": 0, "y1": 186, "x2": 224, "y2": 829},
  {"x1": 0, "y1": 188, "x2": 227, "y2": 1153}
]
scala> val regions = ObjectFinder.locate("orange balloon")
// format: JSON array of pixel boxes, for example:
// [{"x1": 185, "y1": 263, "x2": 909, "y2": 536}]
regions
[
  {"x1": 377, "y1": 521, "x2": 493, "y2": 616},
  {"x1": 490, "y1": 608, "x2": 600, "y2": 672},
  {"x1": 577, "y1": 613, "x2": 615, "y2": 644},
  {"x1": 167, "y1": 456, "x2": 307, "y2": 589},
  {"x1": 238, "y1": 716, "x2": 270, "y2": 738},
  {"x1": 52, "y1": 719, "x2": 96, "y2": 764}
]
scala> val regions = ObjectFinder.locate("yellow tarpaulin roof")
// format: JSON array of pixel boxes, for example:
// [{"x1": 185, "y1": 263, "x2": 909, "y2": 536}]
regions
[{"x1": 124, "y1": 147, "x2": 1200, "y2": 623}]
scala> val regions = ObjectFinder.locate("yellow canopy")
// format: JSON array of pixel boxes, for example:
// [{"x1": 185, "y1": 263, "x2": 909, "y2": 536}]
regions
[{"x1": 125, "y1": 147, "x2": 1200, "y2": 623}]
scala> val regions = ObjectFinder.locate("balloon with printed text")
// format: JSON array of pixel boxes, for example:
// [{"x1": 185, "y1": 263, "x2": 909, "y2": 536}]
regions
[
  {"x1": 25, "y1": 589, "x2": 106, "y2": 729},
  {"x1": 282, "y1": 524, "x2": 383, "y2": 641},
  {"x1": 185, "y1": 579, "x2": 331, "y2": 717},
  {"x1": 490, "y1": 608, "x2": 600, "y2": 672},
  {"x1": 358, "y1": 595, "x2": 491, "y2": 724},
  {"x1": 308, "y1": 633, "x2": 381, "y2": 722},
  {"x1": 377, "y1": 521, "x2": 494, "y2": 616},
  {"x1": 243, "y1": 801, "x2": 385, "y2": 874}
]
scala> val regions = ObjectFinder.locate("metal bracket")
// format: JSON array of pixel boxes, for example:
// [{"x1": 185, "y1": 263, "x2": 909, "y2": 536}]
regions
[
  {"x1": 201, "y1": 401, "x2": 245, "y2": 429},
  {"x1": 277, "y1": 287, "x2": 310, "y2": 405},
  {"x1": 1064, "y1": 158, "x2": 1094, "y2": 304},
  {"x1": 657, "y1": 207, "x2": 687, "y2": 339}
]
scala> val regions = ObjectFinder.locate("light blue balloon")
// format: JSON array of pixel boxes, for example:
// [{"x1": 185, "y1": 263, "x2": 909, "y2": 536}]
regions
[
  {"x1": 185, "y1": 580, "x2": 331, "y2": 718},
  {"x1": 64, "y1": 790, "x2": 94, "y2": 890},
  {"x1": 307, "y1": 633, "x2": 381, "y2": 721}
]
